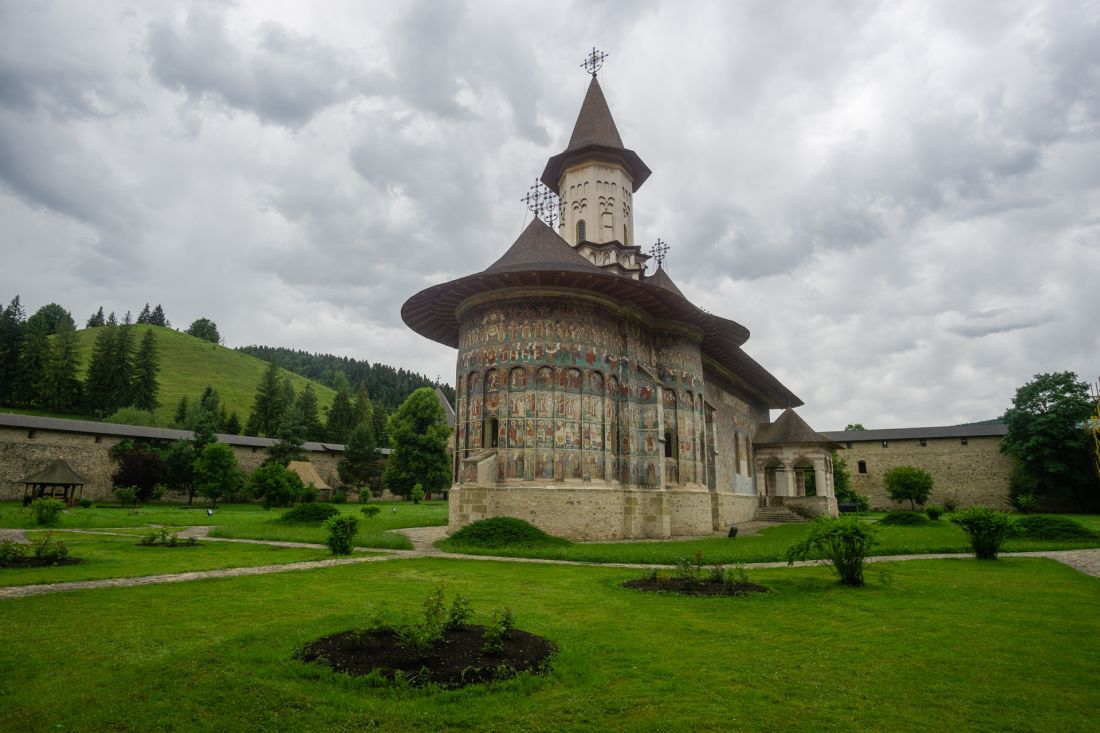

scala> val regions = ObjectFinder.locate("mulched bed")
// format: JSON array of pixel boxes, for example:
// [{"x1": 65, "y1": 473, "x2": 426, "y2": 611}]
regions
[
  {"x1": 297, "y1": 624, "x2": 555, "y2": 689},
  {"x1": 622, "y1": 578, "x2": 772, "y2": 596},
  {"x1": 1, "y1": 557, "x2": 82, "y2": 569}
]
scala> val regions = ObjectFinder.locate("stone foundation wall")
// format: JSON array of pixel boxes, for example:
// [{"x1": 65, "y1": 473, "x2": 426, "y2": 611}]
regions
[
  {"x1": 0, "y1": 425, "x2": 342, "y2": 501},
  {"x1": 448, "y1": 481, "x2": 749, "y2": 540},
  {"x1": 843, "y1": 435, "x2": 1012, "y2": 510}
]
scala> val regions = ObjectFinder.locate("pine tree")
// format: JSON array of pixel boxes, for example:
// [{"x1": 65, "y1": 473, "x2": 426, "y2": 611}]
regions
[
  {"x1": 354, "y1": 384, "x2": 372, "y2": 425},
  {"x1": 41, "y1": 318, "x2": 81, "y2": 412},
  {"x1": 0, "y1": 296, "x2": 26, "y2": 406},
  {"x1": 137, "y1": 303, "x2": 152, "y2": 324},
  {"x1": 109, "y1": 317, "x2": 136, "y2": 410},
  {"x1": 382, "y1": 387, "x2": 451, "y2": 498},
  {"x1": 86, "y1": 306, "x2": 105, "y2": 328},
  {"x1": 247, "y1": 362, "x2": 284, "y2": 437},
  {"x1": 325, "y1": 381, "x2": 357, "y2": 444},
  {"x1": 131, "y1": 329, "x2": 161, "y2": 411},
  {"x1": 373, "y1": 404, "x2": 390, "y2": 448},
  {"x1": 174, "y1": 396, "x2": 190, "y2": 426},
  {"x1": 83, "y1": 319, "x2": 117, "y2": 415},
  {"x1": 264, "y1": 402, "x2": 306, "y2": 467},
  {"x1": 150, "y1": 304, "x2": 169, "y2": 327},
  {"x1": 338, "y1": 419, "x2": 381, "y2": 490},
  {"x1": 223, "y1": 411, "x2": 242, "y2": 435},
  {"x1": 15, "y1": 319, "x2": 50, "y2": 407},
  {"x1": 296, "y1": 383, "x2": 324, "y2": 442}
]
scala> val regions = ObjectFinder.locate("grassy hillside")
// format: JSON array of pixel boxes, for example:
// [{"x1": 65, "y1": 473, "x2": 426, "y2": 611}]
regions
[{"x1": 70, "y1": 325, "x2": 336, "y2": 426}]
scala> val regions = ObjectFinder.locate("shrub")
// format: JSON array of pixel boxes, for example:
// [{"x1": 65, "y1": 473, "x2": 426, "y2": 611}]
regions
[
  {"x1": 951, "y1": 508, "x2": 1012, "y2": 559},
  {"x1": 358, "y1": 487, "x2": 373, "y2": 503},
  {"x1": 1008, "y1": 515, "x2": 1098, "y2": 541},
  {"x1": 325, "y1": 513, "x2": 359, "y2": 555},
  {"x1": 925, "y1": 505, "x2": 944, "y2": 521},
  {"x1": 78, "y1": 498, "x2": 93, "y2": 509},
  {"x1": 1011, "y1": 494, "x2": 1038, "y2": 515},
  {"x1": 411, "y1": 483, "x2": 425, "y2": 504},
  {"x1": 247, "y1": 463, "x2": 304, "y2": 509},
  {"x1": 786, "y1": 515, "x2": 878, "y2": 586},
  {"x1": 114, "y1": 486, "x2": 139, "y2": 507},
  {"x1": 446, "y1": 595, "x2": 473, "y2": 630},
  {"x1": 331, "y1": 490, "x2": 347, "y2": 504},
  {"x1": 0, "y1": 539, "x2": 27, "y2": 564},
  {"x1": 942, "y1": 494, "x2": 960, "y2": 513},
  {"x1": 299, "y1": 485, "x2": 318, "y2": 504},
  {"x1": 280, "y1": 503, "x2": 339, "y2": 523},
  {"x1": 31, "y1": 497, "x2": 66, "y2": 526},
  {"x1": 361, "y1": 505, "x2": 381, "y2": 519},
  {"x1": 482, "y1": 607, "x2": 515, "y2": 655},
  {"x1": 31, "y1": 533, "x2": 70, "y2": 562},
  {"x1": 884, "y1": 466, "x2": 934, "y2": 509},
  {"x1": 447, "y1": 517, "x2": 570, "y2": 549},
  {"x1": 111, "y1": 449, "x2": 168, "y2": 502},
  {"x1": 878, "y1": 511, "x2": 929, "y2": 526}
]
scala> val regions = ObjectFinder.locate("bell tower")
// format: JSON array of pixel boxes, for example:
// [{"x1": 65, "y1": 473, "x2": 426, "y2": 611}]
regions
[{"x1": 541, "y1": 48, "x2": 653, "y2": 279}]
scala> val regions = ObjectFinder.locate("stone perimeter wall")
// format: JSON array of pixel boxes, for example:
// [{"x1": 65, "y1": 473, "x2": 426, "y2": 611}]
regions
[
  {"x1": 844, "y1": 435, "x2": 1012, "y2": 510},
  {"x1": 0, "y1": 426, "x2": 342, "y2": 501}
]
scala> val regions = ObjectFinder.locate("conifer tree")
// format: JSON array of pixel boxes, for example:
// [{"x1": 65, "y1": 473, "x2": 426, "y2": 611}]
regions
[
  {"x1": 150, "y1": 304, "x2": 169, "y2": 327},
  {"x1": 86, "y1": 306, "x2": 106, "y2": 328},
  {"x1": 325, "y1": 381, "x2": 357, "y2": 444},
  {"x1": 223, "y1": 411, "x2": 242, "y2": 435},
  {"x1": 264, "y1": 402, "x2": 307, "y2": 467},
  {"x1": 338, "y1": 419, "x2": 381, "y2": 490},
  {"x1": 137, "y1": 303, "x2": 152, "y2": 324},
  {"x1": 174, "y1": 396, "x2": 190, "y2": 426},
  {"x1": 247, "y1": 362, "x2": 284, "y2": 437},
  {"x1": 296, "y1": 383, "x2": 324, "y2": 442},
  {"x1": 109, "y1": 316, "x2": 136, "y2": 410},
  {"x1": 15, "y1": 320, "x2": 50, "y2": 407},
  {"x1": 373, "y1": 404, "x2": 390, "y2": 448},
  {"x1": 131, "y1": 329, "x2": 161, "y2": 411},
  {"x1": 0, "y1": 296, "x2": 26, "y2": 405},
  {"x1": 382, "y1": 387, "x2": 451, "y2": 498},
  {"x1": 41, "y1": 318, "x2": 81, "y2": 412},
  {"x1": 354, "y1": 383, "x2": 372, "y2": 425},
  {"x1": 83, "y1": 319, "x2": 117, "y2": 415}
]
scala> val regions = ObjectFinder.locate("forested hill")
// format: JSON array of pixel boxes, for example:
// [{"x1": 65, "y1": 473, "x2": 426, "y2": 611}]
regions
[{"x1": 235, "y1": 345, "x2": 455, "y2": 411}]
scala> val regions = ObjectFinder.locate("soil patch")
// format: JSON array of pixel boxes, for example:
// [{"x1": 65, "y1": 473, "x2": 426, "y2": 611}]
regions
[
  {"x1": 1, "y1": 557, "x2": 82, "y2": 569},
  {"x1": 623, "y1": 578, "x2": 772, "y2": 596},
  {"x1": 297, "y1": 624, "x2": 555, "y2": 688}
]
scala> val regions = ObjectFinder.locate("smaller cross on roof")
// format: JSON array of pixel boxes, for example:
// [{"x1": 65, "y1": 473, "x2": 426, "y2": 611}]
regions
[
  {"x1": 522, "y1": 179, "x2": 560, "y2": 228},
  {"x1": 581, "y1": 47, "x2": 608, "y2": 77},
  {"x1": 649, "y1": 238, "x2": 670, "y2": 267}
]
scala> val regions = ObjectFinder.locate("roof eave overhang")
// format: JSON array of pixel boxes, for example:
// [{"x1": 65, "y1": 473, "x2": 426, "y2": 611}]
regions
[{"x1": 540, "y1": 145, "x2": 652, "y2": 193}]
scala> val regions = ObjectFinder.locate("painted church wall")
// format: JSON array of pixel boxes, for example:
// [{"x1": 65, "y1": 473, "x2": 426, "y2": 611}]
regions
[{"x1": 702, "y1": 365, "x2": 770, "y2": 495}]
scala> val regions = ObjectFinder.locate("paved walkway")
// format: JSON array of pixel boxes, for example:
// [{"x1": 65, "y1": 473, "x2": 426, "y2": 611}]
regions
[{"x1": 2, "y1": 523, "x2": 1099, "y2": 600}]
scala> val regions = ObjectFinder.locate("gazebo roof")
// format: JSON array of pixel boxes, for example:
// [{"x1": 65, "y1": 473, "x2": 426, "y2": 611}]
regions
[
  {"x1": 401, "y1": 218, "x2": 802, "y2": 408},
  {"x1": 286, "y1": 461, "x2": 330, "y2": 490},
  {"x1": 754, "y1": 409, "x2": 841, "y2": 449},
  {"x1": 18, "y1": 458, "x2": 88, "y2": 486}
]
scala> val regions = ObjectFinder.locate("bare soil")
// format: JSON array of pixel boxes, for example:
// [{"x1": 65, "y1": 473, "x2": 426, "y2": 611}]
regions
[
  {"x1": 623, "y1": 578, "x2": 772, "y2": 596},
  {"x1": 297, "y1": 624, "x2": 555, "y2": 688},
  {"x1": 1, "y1": 557, "x2": 82, "y2": 569}
]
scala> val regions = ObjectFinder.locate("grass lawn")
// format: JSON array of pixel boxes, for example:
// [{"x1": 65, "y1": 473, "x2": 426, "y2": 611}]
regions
[
  {"x1": 0, "y1": 532, "x2": 338, "y2": 587},
  {"x1": 437, "y1": 514, "x2": 1100, "y2": 564},
  {"x1": 0, "y1": 500, "x2": 448, "y2": 550},
  {"x1": 0, "y1": 557, "x2": 1097, "y2": 731}
]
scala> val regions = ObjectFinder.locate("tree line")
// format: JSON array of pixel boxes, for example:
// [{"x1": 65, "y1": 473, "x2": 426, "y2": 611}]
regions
[{"x1": 235, "y1": 345, "x2": 454, "y2": 411}]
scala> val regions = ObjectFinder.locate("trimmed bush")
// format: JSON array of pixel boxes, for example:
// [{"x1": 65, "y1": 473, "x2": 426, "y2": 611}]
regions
[
  {"x1": 114, "y1": 486, "x2": 139, "y2": 507},
  {"x1": 447, "y1": 517, "x2": 571, "y2": 549},
  {"x1": 786, "y1": 515, "x2": 877, "y2": 586},
  {"x1": 280, "y1": 503, "x2": 340, "y2": 523},
  {"x1": 952, "y1": 508, "x2": 1012, "y2": 559},
  {"x1": 78, "y1": 498, "x2": 93, "y2": 509},
  {"x1": 361, "y1": 505, "x2": 381, "y2": 519},
  {"x1": 325, "y1": 513, "x2": 359, "y2": 555},
  {"x1": 878, "y1": 511, "x2": 930, "y2": 526},
  {"x1": 31, "y1": 497, "x2": 66, "y2": 526},
  {"x1": 925, "y1": 505, "x2": 944, "y2": 521},
  {"x1": 1008, "y1": 515, "x2": 1097, "y2": 541}
]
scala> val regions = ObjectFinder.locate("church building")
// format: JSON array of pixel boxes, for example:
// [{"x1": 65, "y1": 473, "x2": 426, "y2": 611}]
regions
[{"x1": 402, "y1": 59, "x2": 838, "y2": 540}]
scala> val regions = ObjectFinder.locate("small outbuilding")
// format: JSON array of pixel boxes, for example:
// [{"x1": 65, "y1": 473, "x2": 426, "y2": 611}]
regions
[
  {"x1": 286, "y1": 461, "x2": 332, "y2": 501},
  {"x1": 18, "y1": 459, "x2": 89, "y2": 504}
]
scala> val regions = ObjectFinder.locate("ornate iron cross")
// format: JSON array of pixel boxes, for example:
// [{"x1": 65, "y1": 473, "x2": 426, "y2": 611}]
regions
[
  {"x1": 649, "y1": 238, "x2": 670, "y2": 266},
  {"x1": 523, "y1": 179, "x2": 560, "y2": 228},
  {"x1": 581, "y1": 47, "x2": 608, "y2": 77}
]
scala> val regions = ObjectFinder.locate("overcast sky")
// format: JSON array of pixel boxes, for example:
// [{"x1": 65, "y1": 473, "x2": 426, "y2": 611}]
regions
[{"x1": 2, "y1": 0, "x2": 1098, "y2": 430}]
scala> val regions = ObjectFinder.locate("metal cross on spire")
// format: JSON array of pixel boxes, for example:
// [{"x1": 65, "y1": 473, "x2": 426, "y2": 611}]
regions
[
  {"x1": 649, "y1": 238, "x2": 670, "y2": 267},
  {"x1": 523, "y1": 179, "x2": 561, "y2": 229},
  {"x1": 581, "y1": 46, "x2": 609, "y2": 77}
]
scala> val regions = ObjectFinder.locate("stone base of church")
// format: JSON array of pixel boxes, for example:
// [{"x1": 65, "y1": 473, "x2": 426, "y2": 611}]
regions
[
  {"x1": 447, "y1": 482, "x2": 759, "y2": 541},
  {"x1": 770, "y1": 494, "x2": 839, "y2": 518}
]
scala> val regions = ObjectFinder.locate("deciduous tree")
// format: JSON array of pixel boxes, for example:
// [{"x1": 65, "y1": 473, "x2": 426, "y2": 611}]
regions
[
  {"x1": 194, "y1": 442, "x2": 242, "y2": 506},
  {"x1": 884, "y1": 466, "x2": 934, "y2": 509},
  {"x1": 186, "y1": 318, "x2": 220, "y2": 344},
  {"x1": 382, "y1": 387, "x2": 451, "y2": 499}
]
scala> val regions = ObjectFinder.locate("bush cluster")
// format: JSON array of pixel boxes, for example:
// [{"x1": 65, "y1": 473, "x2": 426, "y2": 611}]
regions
[
  {"x1": 360, "y1": 505, "x2": 381, "y2": 519},
  {"x1": 280, "y1": 503, "x2": 340, "y2": 523},
  {"x1": 447, "y1": 517, "x2": 570, "y2": 549},
  {"x1": 139, "y1": 528, "x2": 197, "y2": 547},
  {"x1": 31, "y1": 533, "x2": 70, "y2": 563},
  {"x1": 786, "y1": 516, "x2": 877, "y2": 586},
  {"x1": 951, "y1": 508, "x2": 1012, "y2": 559},
  {"x1": 30, "y1": 497, "x2": 66, "y2": 526},
  {"x1": 324, "y1": 513, "x2": 359, "y2": 555},
  {"x1": 0, "y1": 539, "x2": 26, "y2": 564},
  {"x1": 925, "y1": 505, "x2": 944, "y2": 521},
  {"x1": 878, "y1": 511, "x2": 929, "y2": 526},
  {"x1": 1008, "y1": 515, "x2": 1097, "y2": 541}
]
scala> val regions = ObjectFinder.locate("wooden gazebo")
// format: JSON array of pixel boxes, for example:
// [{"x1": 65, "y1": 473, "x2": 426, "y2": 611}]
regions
[{"x1": 19, "y1": 459, "x2": 88, "y2": 504}]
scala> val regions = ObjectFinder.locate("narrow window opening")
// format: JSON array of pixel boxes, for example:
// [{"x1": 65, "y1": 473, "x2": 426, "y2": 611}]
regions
[
  {"x1": 960, "y1": 437, "x2": 968, "y2": 446},
  {"x1": 881, "y1": 440, "x2": 888, "y2": 448},
  {"x1": 623, "y1": 224, "x2": 628, "y2": 245},
  {"x1": 576, "y1": 219, "x2": 586, "y2": 242},
  {"x1": 846, "y1": 441, "x2": 852, "y2": 449},
  {"x1": 27, "y1": 430, "x2": 36, "y2": 439},
  {"x1": 858, "y1": 460, "x2": 867, "y2": 474},
  {"x1": 664, "y1": 430, "x2": 675, "y2": 458},
  {"x1": 919, "y1": 438, "x2": 927, "y2": 447},
  {"x1": 488, "y1": 417, "x2": 499, "y2": 449}
]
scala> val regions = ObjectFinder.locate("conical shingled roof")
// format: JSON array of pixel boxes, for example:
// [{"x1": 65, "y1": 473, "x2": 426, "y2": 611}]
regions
[
  {"x1": 484, "y1": 218, "x2": 606, "y2": 276},
  {"x1": 754, "y1": 408, "x2": 841, "y2": 448},
  {"x1": 18, "y1": 458, "x2": 88, "y2": 486},
  {"x1": 286, "y1": 461, "x2": 331, "y2": 490},
  {"x1": 541, "y1": 76, "x2": 651, "y2": 193},
  {"x1": 645, "y1": 265, "x2": 686, "y2": 298}
]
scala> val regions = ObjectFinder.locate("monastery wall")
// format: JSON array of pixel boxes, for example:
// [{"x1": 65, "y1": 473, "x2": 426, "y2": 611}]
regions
[
  {"x1": 0, "y1": 425, "x2": 342, "y2": 501},
  {"x1": 844, "y1": 435, "x2": 1012, "y2": 510}
]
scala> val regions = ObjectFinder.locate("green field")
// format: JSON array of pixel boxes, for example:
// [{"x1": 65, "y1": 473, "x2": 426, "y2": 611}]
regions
[
  {"x1": 0, "y1": 532, "x2": 339, "y2": 587},
  {"x1": 55, "y1": 324, "x2": 336, "y2": 425},
  {"x1": 438, "y1": 514, "x2": 1100, "y2": 564},
  {"x1": 1, "y1": 556, "x2": 1097, "y2": 732},
  {"x1": 0, "y1": 500, "x2": 447, "y2": 551}
]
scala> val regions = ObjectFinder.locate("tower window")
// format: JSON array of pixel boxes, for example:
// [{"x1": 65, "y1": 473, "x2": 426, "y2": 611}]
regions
[
  {"x1": 576, "y1": 219, "x2": 586, "y2": 242},
  {"x1": 960, "y1": 437, "x2": 968, "y2": 446},
  {"x1": 858, "y1": 460, "x2": 867, "y2": 474},
  {"x1": 881, "y1": 440, "x2": 888, "y2": 448}
]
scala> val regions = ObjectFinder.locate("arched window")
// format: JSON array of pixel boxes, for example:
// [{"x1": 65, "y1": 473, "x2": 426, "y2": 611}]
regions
[
  {"x1": 576, "y1": 219, "x2": 586, "y2": 242},
  {"x1": 664, "y1": 430, "x2": 675, "y2": 458},
  {"x1": 623, "y1": 224, "x2": 628, "y2": 245},
  {"x1": 488, "y1": 417, "x2": 500, "y2": 449}
]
